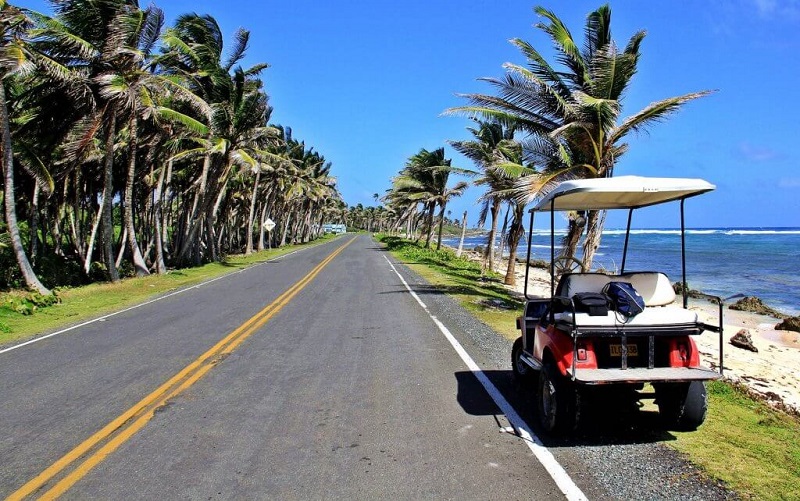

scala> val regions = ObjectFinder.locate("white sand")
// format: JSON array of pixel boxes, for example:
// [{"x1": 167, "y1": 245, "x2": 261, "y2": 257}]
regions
[{"x1": 479, "y1": 251, "x2": 800, "y2": 414}]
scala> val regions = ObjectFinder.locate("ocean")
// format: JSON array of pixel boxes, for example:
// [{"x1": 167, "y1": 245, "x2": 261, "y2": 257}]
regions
[{"x1": 443, "y1": 228, "x2": 800, "y2": 317}]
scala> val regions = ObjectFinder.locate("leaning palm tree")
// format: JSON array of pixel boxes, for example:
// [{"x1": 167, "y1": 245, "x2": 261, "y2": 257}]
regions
[
  {"x1": 0, "y1": 0, "x2": 50, "y2": 294},
  {"x1": 449, "y1": 119, "x2": 515, "y2": 270},
  {"x1": 447, "y1": 4, "x2": 712, "y2": 270}
]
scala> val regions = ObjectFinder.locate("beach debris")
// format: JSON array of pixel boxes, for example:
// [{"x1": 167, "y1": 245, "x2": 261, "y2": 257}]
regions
[
  {"x1": 729, "y1": 296, "x2": 788, "y2": 319},
  {"x1": 730, "y1": 329, "x2": 759, "y2": 353},
  {"x1": 478, "y1": 298, "x2": 515, "y2": 310},
  {"x1": 776, "y1": 316, "x2": 800, "y2": 333}
]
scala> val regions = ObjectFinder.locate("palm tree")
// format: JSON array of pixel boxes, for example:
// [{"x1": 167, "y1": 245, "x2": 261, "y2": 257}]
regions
[
  {"x1": 447, "y1": 4, "x2": 711, "y2": 270},
  {"x1": 389, "y1": 147, "x2": 469, "y2": 249},
  {"x1": 159, "y1": 13, "x2": 271, "y2": 264},
  {"x1": 449, "y1": 120, "x2": 515, "y2": 270},
  {"x1": 0, "y1": 0, "x2": 49, "y2": 294}
]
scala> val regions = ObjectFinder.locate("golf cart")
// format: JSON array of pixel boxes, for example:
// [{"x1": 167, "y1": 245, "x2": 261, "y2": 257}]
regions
[{"x1": 512, "y1": 176, "x2": 724, "y2": 434}]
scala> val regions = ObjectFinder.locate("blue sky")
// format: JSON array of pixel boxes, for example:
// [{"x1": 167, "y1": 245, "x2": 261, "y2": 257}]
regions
[{"x1": 22, "y1": 0, "x2": 800, "y2": 228}]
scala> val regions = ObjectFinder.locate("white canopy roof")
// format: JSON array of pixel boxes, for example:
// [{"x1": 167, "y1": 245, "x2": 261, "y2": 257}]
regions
[{"x1": 531, "y1": 176, "x2": 715, "y2": 212}]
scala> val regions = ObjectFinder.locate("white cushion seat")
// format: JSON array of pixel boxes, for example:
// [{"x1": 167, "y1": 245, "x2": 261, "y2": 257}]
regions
[{"x1": 554, "y1": 305, "x2": 698, "y2": 328}]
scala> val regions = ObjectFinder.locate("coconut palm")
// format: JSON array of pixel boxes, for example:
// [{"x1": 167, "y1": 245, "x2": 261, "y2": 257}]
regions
[
  {"x1": 447, "y1": 4, "x2": 711, "y2": 270},
  {"x1": 0, "y1": 0, "x2": 50, "y2": 294},
  {"x1": 449, "y1": 120, "x2": 515, "y2": 270},
  {"x1": 389, "y1": 147, "x2": 469, "y2": 249}
]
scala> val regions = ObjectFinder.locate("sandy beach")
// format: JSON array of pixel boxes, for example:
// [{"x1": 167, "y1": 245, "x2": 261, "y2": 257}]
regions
[{"x1": 482, "y1": 252, "x2": 800, "y2": 415}]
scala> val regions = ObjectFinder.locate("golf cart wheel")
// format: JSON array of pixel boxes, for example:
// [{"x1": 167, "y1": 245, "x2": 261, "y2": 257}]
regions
[
  {"x1": 656, "y1": 381, "x2": 708, "y2": 431},
  {"x1": 511, "y1": 338, "x2": 535, "y2": 384},
  {"x1": 537, "y1": 360, "x2": 580, "y2": 434}
]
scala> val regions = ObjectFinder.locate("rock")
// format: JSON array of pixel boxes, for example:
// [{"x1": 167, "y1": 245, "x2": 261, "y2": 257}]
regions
[
  {"x1": 776, "y1": 316, "x2": 800, "y2": 333},
  {"x1": 672, "y1": 282, "x2": 708, "y2": 300},
  {"x1": 729, "y1": 296, "x2": 788, "y2": 319},
  {"x1": 472, "y1": 245, "x2": 485, "y2": 254},
  {"x1": 730, "y1": 329, "x2": 758, "y2": 353}
]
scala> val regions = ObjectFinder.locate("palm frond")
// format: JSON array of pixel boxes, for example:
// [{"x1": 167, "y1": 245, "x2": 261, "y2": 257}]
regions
[{"x1": 608, "y1": 90, "x2": 715, "y2": 145}]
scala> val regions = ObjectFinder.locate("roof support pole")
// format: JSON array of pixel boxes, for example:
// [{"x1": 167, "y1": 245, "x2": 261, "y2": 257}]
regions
[
  {"x1": 524, "y1": 210, "x2": 536, "y2": 299},
  {"x1": 621, "y1": 208, "x2": 633, "y2": 273},
  {"x1": 681, "y1": 198, "x2": 688, "y2": 309},
  {"x1": 550, "y1": 200, "x2": 555, "y2": 296}
]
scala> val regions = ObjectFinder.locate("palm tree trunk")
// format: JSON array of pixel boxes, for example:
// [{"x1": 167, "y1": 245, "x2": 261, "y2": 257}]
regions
[
  {"x1": 562, "y1": 212, "x2": 584, "y2": 261},
  {"x1": 29, "y1": 183, "x2": 40, "y2": 266},
  {"x1": 424, "y1": 202, "x2": 436, "y2": 248},
  {"x1": 257, "y1": 201, "x2": 268, "y2": 251},
  {"x1": 504, "y1": 204, "x2": 526, "y2": 286},
  {"x1": 497, "y1": 205, "x2": 510, "y2": 267},
  {"x1": 435, "y1": 201, "x2": 447, "y2": 250},
  {"x1": 485, "y1": 198, "x2": 501, "y2": 271},
  {"x1": 0, "y1": 81, "x2": 50, "y2": 295},
  {"x1": 245, "y1": 168, "x2": 260, "y2": 255},
  {"x1": 456, "y1": 211, "x2": 467, "y2": 258},
  {"x1": 123, "y1": 114, "x2": 149, "y2": 276},
  {"x1": 101, "y1": 106, "x2": 120, "y2": 282},
  {"x1": 581, "y1": 209, "x2": 607, "y2": 272}
]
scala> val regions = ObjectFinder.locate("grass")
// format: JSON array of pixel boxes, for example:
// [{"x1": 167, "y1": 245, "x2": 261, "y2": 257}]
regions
[
  {"x1": 671, "y1": 381, "x2": 800, "y2": 500},
  {"x1": 377, "y1": 234, "x2": 800, "y2": 501},
  {"x1": 379, "y1": 235, "x2": 522, "y2": 339},
  {"x1": 0, "y1": 235, "x2": 338, "y2": 346}
]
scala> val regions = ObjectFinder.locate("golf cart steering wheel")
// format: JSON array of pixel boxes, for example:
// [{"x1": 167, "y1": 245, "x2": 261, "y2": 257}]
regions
[{"x1": 552, "y1": 255, "x2": 586, "y2": 275}]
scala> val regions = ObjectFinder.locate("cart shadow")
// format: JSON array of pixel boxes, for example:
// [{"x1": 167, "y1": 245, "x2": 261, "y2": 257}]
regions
[{"x1": 454, "y1": 370, "x2": 677, "y2": 447}]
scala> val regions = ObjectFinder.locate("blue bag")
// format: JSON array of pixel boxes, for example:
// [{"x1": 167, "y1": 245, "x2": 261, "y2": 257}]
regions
[{"x1": 603, "y1": 282, "x2": 645, "y2": 318}]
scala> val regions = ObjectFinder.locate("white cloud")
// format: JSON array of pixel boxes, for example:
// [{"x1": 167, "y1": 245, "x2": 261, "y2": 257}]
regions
[
  {"x1": 750, "y1": 0, "x2": 800, "y2": 19},
  {"x1": 737, "y1": 142, "x2": 780, "y2": 162}
]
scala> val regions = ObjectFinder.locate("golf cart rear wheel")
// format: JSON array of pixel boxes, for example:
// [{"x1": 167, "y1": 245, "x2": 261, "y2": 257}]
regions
[
  {"x1": 511, "y1": 338, "x2": 534, "y2": 384},
  {"x1": 537, "y1": 360, "x2": 579, "y2": 434},
  {"x1": 656, "y1": 381, "x2": 708, "y2": 431}
]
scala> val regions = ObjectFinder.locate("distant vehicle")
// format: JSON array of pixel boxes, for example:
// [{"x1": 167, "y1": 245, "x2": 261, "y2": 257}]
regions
[
  {"x1": 512, "y1": 176, "x2": 723, "y2": 434},
  {"x1": 322, "y1": 224, "x2": 346, "y2": 234}
]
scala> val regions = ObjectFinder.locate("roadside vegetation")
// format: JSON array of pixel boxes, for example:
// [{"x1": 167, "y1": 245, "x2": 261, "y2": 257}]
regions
[
  {"x1": 0, "y1": 0, "x2": 347, "y2": 299},
  {"x1": 0, "y1": 234, "x2": 336, "y2": 346},
  {"x1": 378, "y1": 234, "x2": 800, "y2": 501}
]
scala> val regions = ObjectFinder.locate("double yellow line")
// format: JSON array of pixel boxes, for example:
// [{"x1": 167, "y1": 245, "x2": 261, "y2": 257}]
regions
[{"x1": 9, "y1": 237, "x2": 356, "y2": 501}]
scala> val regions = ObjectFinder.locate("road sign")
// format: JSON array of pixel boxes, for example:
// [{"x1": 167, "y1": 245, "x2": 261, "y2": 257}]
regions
[{"x1": 263, "y1": 218, "x2": 276, "y2": 232}]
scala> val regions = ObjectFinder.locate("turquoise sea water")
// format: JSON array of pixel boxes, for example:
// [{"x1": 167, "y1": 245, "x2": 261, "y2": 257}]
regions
[{"x1": 444, "y1": 228, "x2": 800, "y2": 316}]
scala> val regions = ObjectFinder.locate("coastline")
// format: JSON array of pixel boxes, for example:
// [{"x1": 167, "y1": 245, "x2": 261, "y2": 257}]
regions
[{"x1": 456, "y1": 246, "x2": 800, "y2": 415}]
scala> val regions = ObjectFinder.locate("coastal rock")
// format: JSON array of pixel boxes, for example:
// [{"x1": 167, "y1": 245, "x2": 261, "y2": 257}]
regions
[
  {"x1": 730, "y1": 329, "x2": 758, "y2": 353},
  {"x1": 729, "y1": 296, "x2": 788, "y2": 319},
  {"x1": 776, "y1": 316, "x2": 800, "y2": 333},
  {"x1": 671, "y1": 282, "x2": 708, "y2": 300}
]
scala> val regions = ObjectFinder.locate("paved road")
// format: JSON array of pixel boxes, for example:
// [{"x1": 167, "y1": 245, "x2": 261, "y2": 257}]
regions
[{"x1": 0, "y1": 235, "x2": 732, "y2": 500}]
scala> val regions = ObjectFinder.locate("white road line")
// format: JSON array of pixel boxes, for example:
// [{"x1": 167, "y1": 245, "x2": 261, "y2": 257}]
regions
[
  {"x1": 0, "y1": 250, "x2": 302, "y2": 356},
  {"x1": 384, "y1": 255, "x2": 587, "y2": 501}
]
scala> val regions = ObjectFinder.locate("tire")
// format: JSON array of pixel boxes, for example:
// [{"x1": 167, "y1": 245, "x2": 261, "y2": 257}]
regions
[
  {"x1": 656, "y1": 381, "x2": 708, "y2": 431},
  {"x1": 537, "y1": 360, "x2": 580, "y2": 434},
  {"x1": 511, "y1": 338, "x2": 535, "y2": 384}
]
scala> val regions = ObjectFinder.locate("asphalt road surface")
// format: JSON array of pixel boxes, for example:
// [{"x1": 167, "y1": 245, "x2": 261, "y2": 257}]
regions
[{"x1": 0, "y1": 235, "x2": 734, "y2": 500}]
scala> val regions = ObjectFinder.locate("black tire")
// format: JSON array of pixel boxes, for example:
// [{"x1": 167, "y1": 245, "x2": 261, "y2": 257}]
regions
[
  {"x1": 537, "y1": 360, "x2": 580, "y2": 434},
  {"x1": 511, "y1": 338, "x2": 535, "y2": 384},
  {"x1": 656, "y1": 381, "x2": 708, "y2": 431}
]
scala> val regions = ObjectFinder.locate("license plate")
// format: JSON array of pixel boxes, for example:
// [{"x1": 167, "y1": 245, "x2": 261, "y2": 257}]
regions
[{"x1": 609, "y1": 344, "x2": 639, "y2": 357}]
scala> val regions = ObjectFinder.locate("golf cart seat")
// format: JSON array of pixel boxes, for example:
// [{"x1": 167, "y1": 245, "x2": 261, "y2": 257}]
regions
[
  {"x1": 556, "y1": 271, "x2": 676, "y2": 306},
  {"x1": 553, "y1": 272, "x2": 700, "y2": 333}
]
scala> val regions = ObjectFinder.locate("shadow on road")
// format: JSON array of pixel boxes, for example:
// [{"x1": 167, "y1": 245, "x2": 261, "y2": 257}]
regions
[
  {"x1": 454, "y1": 370, "x2": 677, "y2": 448},
  {"x1": 378, "y1": 283, "x2": 495, "y2": 297}
]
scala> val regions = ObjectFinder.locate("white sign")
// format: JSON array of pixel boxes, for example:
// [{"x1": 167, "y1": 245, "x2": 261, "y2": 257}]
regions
[{"x1": 263, "y1": 218, "x2": 276, "y2": 232}]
